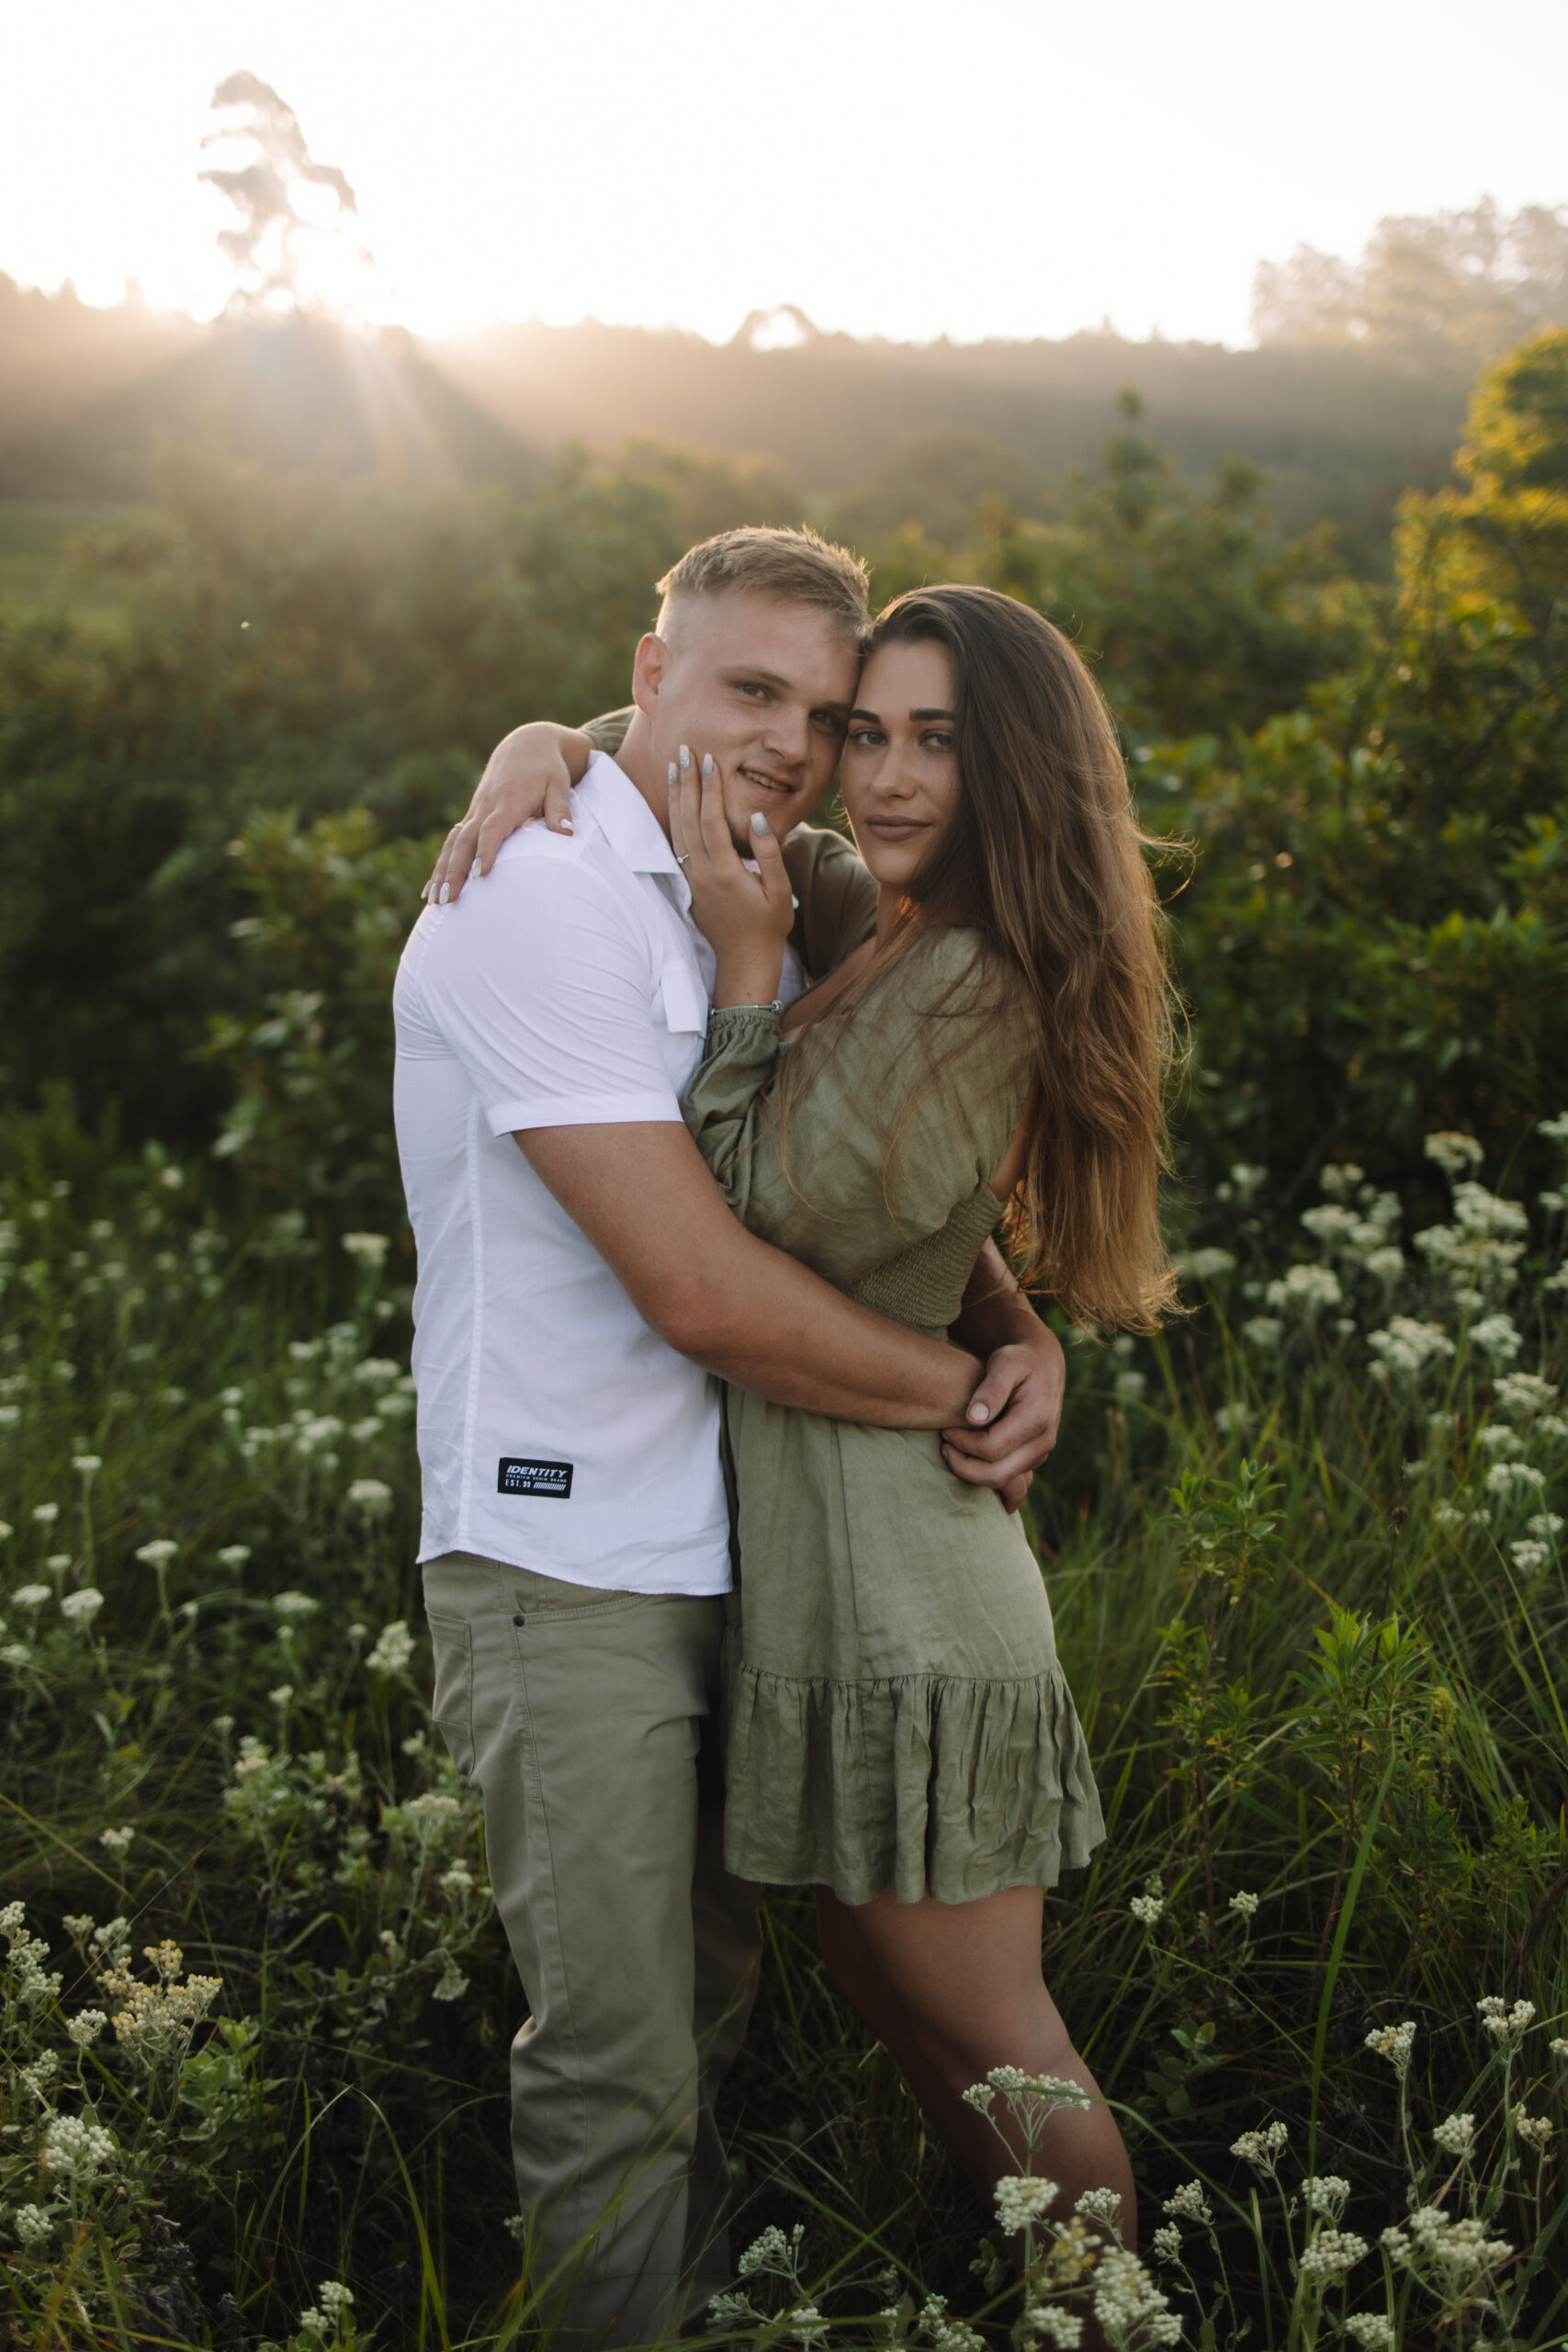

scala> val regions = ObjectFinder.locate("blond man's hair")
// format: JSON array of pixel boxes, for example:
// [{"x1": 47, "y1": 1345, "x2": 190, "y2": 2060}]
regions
[{"x1": 656, "y1": 526, "x2": 870, "y2": 645}]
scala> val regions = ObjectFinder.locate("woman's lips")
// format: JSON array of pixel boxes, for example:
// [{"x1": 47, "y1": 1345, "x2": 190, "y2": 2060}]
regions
[{"x1": 863, "y1": 817, "x2": 929, "y2": 841}]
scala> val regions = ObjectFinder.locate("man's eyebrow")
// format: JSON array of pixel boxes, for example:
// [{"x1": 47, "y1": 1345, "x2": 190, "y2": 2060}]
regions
[{"x1": 723, "y1": 665, "x2": 852, "y2": 716}]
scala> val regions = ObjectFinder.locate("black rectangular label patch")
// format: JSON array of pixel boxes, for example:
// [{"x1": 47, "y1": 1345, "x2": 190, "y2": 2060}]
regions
[{"x1": 498, "y1": 1457, "x2": 573, "y2": 1499}]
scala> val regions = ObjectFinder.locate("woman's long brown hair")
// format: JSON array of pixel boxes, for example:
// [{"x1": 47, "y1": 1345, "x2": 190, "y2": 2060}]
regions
[{"x1": 795, "y1": 583, "x2": 1182, "y2": 1332}]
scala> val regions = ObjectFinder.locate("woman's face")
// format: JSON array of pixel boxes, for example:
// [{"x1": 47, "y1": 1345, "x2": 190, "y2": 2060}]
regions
[{"x1": 840, "y1": 638, "x2": 962, "y2": 890}]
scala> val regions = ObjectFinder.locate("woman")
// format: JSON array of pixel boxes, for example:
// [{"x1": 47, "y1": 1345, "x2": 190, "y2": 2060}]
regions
[{"x1": 439, "y1": 586, "x2": 1178, "y2": 2234}]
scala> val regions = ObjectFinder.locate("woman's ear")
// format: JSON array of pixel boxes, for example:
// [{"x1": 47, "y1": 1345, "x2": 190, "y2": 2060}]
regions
[{"x1": 631, "y1": 631, "x2": 667, "y2": 716}]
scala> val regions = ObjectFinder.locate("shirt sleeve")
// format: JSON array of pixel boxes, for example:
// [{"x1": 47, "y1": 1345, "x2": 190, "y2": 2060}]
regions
[
  {"x1": 415, "y1": 845, "x2": 682, "y2": 1134},
  {"x1": 581, "y1": 707, "x2": 636, "y2": 756}
]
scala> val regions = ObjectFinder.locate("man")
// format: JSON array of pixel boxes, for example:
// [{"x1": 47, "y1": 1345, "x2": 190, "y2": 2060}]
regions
[{"x1": 395, "y1": 527, "x2": 1064, "y2": 2347}]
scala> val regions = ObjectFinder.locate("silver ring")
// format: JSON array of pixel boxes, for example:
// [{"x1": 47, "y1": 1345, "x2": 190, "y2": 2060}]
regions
[{"x1": 675, "y1": 853, "x2": 692, "y2": 867}]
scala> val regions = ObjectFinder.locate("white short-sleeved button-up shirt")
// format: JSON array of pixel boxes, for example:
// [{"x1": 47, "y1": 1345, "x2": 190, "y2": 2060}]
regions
[{"x1": 393, "y1": 749, "x2": 775, "y2": 1594}]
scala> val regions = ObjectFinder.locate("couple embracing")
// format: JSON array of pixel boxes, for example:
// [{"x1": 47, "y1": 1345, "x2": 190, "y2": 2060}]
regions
[{"x1": 393, "y1": 526, "x2": 1178, "y2": 2346}]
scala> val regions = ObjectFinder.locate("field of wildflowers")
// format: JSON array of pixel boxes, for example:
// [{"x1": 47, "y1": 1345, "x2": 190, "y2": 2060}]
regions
[{"x1": 2, "y1": 1102, "x2": 1564, "y2": 2350}]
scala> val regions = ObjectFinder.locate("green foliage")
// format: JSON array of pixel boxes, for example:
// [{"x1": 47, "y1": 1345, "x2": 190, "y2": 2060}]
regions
[
  {"x1": 1151, "y1": 330, "x2": 1568, "y2": 1199},
  {"x1": 3, "y1": 1104, "x2": 1566, "y2": 2347}
]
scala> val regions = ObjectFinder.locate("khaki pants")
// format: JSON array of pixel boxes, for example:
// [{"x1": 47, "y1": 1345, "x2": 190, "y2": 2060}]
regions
[{"x1": 422, "y1": 1553, "x2": 761, "y2": 2349}]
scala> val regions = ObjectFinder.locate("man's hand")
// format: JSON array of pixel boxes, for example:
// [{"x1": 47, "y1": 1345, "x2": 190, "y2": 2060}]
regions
[
  {"x1": 942, "y1": 1248, "x2": 1066, "y2": 1515},
  {"x1": 423, "y1": 722, "x2": 590, "y2": 906}
]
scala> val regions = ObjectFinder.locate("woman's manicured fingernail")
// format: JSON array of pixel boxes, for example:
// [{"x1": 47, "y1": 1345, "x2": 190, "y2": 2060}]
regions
[
  {"x1": 702, "y1": 753, "x2": 714, "y2": 778},
  {"x1": 750, "y1": 811, "x2": 769, "y2": 836},
  {"x1": 668, "y1": 762, "x2": 678, "y2": 789},
  {"x1": 470, "y1": 859, "x2": 483, "y2": 880},
  {"x1": 558, "y1": 819, "x2": 573, "y2": 832},
  {"x1": 438, "y1": 882, "x2": 451, "y2": 905},
  {"x1": 679, "y1": 744, "x2": 691, "y2": 770}
]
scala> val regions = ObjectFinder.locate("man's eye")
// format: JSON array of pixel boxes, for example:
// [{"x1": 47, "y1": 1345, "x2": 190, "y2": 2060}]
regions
[
  {"x1": 810, "y1": 709, "x2": 846, "y2": 732},
  {"x1": 737, "y1": 681, "x2": 768, "y2": 699}
]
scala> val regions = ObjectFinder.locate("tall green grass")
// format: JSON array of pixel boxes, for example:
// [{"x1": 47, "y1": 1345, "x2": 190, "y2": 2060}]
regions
[{"x1": 2, "y1": 1114, "x2": 1565, "y2": 2349}]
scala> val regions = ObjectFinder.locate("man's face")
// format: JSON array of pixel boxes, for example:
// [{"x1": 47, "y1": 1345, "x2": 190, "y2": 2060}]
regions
[{"x1": 632, "y1": 593, "x2": 860, "y2": 846}]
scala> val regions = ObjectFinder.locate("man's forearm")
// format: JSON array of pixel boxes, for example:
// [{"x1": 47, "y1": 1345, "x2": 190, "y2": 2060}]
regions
[
  {"x1": 951, "y1": 1238, "x2": 1041, "y2": 1354},
  {"x1": 682, "y1": 1230, "x2": 981, "y2": 1427},
  {"x1": 517, "y1": 1121, "x2": 979, "y2": 1430}
]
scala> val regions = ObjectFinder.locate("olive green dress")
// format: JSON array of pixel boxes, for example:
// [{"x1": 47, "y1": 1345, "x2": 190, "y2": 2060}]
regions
[{"x1": 681, "y1": 927, "x2": 1104, "y2": 1906}]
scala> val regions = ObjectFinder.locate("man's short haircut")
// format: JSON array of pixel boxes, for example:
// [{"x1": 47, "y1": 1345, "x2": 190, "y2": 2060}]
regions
[{"x1": 656, "y1": 526, "x2": 870, "y2": 646}]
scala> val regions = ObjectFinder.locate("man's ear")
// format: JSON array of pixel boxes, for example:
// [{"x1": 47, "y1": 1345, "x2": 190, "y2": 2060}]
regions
[{"x1": 631, "y1": 632, "x2": 667, "y2": 717}]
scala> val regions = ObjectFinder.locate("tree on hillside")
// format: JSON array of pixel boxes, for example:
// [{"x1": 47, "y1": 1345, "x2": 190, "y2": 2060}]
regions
[
  {"x1": 199, "y1": 73, "x2": 374, "y2": 317},
  {"x1": 1252, "y1": 198, "x2": 1568, "y2": 360}
]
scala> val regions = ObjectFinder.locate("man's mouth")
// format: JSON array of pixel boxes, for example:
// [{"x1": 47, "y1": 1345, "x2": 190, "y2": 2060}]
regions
[{"x1": 739, "y1": 766, "x2": 795, "y2": 798}]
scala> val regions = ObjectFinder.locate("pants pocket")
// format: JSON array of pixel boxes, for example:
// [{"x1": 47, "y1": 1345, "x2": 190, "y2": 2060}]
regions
[{"x1": 425, "y1": 1611, "x2": 476, "y2": 1777}]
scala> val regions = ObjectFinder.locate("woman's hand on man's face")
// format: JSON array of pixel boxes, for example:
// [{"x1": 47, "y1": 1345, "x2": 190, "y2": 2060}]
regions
[{"x1": 668, "y1": 745, "x2": 795, "y2": 1008}]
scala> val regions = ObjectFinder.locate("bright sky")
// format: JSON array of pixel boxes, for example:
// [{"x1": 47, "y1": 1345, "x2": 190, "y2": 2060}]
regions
[{"x1": 5, "y1": 0, "x2": 1564, "y2": 347}]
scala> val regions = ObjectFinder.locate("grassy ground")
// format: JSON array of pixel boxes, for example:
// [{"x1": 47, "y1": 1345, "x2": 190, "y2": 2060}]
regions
[
  {"x1": 2, "y1": 1113, "x2": 1566, "y2": 2349},
  {"x1": 0, "y1": 502, "x2": 130, "y2": 622}
]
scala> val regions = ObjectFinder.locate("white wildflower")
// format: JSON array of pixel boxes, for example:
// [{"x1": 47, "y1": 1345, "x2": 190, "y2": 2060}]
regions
[
  {"x1": 1242, "y1": 1315, "x2": 1284, "y2": 1349},
  {"x1": 1184, "y1": 1248, "x2": 1236, "y2": 1280},
  {"x1": 1303, "y1": 2174, "x2": 1350, "y2": 2215},
  {"x1": 12, "y1": 2204, "x2": 54, "y2": 2248},
  {"x1": 1367, "y1": 1317, "x2": 1454, "y2": 1383},
  {"x1": 1486, "y1": 1461, "x2": 1546, "y2": 1502},
  {"x1": 1550, "y1": 2037, "x2": 1568, "y2": 2057},
  {"x1": 11, "y1": 1584, "x2": 51, "y2": 1612},
  {"x1": 1029, "y1": 2314, "x2": 1083, "y2": 2349},
  {"x1": 346, "y1": 1477, "x2": 394, "y2": 1518},
  {"x1": 1539, "y1": 1112, "x2": 1568, "y2": 1144},
  {"x1": 1477, "y1": 1995, "x2": 1534, "y2": 2041},
  {"x1": 1364, "y1": 2018, "x2": 1417, "y2": 2075},
  {"x1": 1089, "y1": 2246, "x2": 1182, "y2": 2345},
  {"x1": 400, "y1": 1792, "x2": 461, "y2": 1831},
  {"x1": 1514, "y1": 2110, "x2": 1553, "y2": 2152},
  {"x1": 99, "y1": 1826, "x2": 136, "y2": 1856},
  {"x1": 342, "y1": 1231, "x2": 390, "y2": 1269},
  {"x1": 1298, "y1": 2229, "x2": 1370, "y2": 2282},
  {"x1": 1164, "y1": 2180, "x2": 1213, "y2": 2224},
  {"x1": 1, "y1": 1642, "x2": 31, "y2": 1667},
  {"x1": 1151, "y1": 2223, "x2": 1183, "y2": 2262},
  {"x1": 1264, "y1": 1263, "x2": 1342, "y2": 1315},
  {"x1": 60, "y1": 1588, "x2": 105, "y2": 1627},
  {"x1": 1226, "y1": 1162, "x2": 1269, "y2": 1199},
  {"x1": 134, "y1": 1539, "x2": 177, "y2": 1567},
  {"x1": 994, "y1": 2175, "x2": 1058, "y2": 2233},
  {"x1": 1425, "y1": 1132, "x2": 1483, "y2": 1176},
  {"x1": 1495, "y1": 1374, "x2": 1559, "y2": 1421},
  {"x1": 1345, "y1": 2314, "x2": 1396, "y2": 2348},
  {"x1": 433, "y1": 1955, "x2": 468, "y2": 2002},
  {"x1": 367, "y1": 1620, "x2": 416, "y2": 1674},
  {"x1": 1231, "y1": 2120, "x2": 1290, "y2": 2171},
  {"x1": 1432, "y1": 2112, "x2": 1475, "y2": 2155},
  {"x1": 1074, "y1": 2187, "x2": 1122, "y2": 2226},
  {"x1": 1512, "y1": 1541, "x2": 1551, "y2": 1570},
  {"x1": 41, "y1": 2116, "x2": 117, "y2": 2177},
  {"x1": 1528, "y1": 1512, "x2": 1563, "y2": 1541},
  {"x1": 272, "y1": 1590, "x2": 321, "y2": 1621},
  {"x1": 216, "y1": 1544, "x2": 252, "y2": 1568},
  {"x1": 1434, "y1": 1503, "x2": 1468, "y2": 1530},
  {"x1": 1382, "y1": 2207, "x2": 1513, "y2": 2275},
  {"x1": 1363, "y1": 1246, "x2": 1404, "y2": 1282},
  {"x1": 1477, "y1": 1424, "x2": 1523, "y2": 1457},
  {"x1": 32, "y1": 1503, "x2": 60, "y2": 1525},
  {"x1": 71, "y1": 1453, "x2": 102, "y2": 1476},
  {"x1": 68, "y1": 2007, "x2": 108, "y2": 2045},
  {"x1": 1472, "y1": 1312, "x2": 1524, "y2": 1363}
]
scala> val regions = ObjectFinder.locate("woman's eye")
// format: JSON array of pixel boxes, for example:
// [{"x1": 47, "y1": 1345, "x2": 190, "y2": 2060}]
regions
[
  {"x1": 847, "y1": 728, "x2": 884, "y2": 749},
  {"x1": 922, "y1": 730, "x2": 954, "y2": 752}
]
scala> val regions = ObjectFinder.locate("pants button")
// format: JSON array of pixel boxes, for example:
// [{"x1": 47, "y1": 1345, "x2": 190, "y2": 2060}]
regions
[{"x1": 512, "y1": 1611, "x2": 526, "y2": 1627}]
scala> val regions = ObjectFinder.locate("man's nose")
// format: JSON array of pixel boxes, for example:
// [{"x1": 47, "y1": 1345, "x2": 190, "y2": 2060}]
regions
[{"x1": 761, "y1": 706, "x2": 809, "y2": 764}]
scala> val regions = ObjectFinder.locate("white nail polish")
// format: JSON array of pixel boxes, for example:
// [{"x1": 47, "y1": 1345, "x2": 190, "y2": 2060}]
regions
[
  {"x1": 750, "y1": 811, "x2": 769, "y2": 836},
  {"x1": 469, "y1": 859, "x2": 482, "y2": 880},
  {"x1": 558, "y1": 820, "x2": 573, "y2": 832},
  {"x1": 679, "y1": 745, "x2": 691, "y2": 770},
  {"x1": 668, "y1": 762, "x2": 678, "y2": 788},
  {"x1": 702, "y1": 753, "x2": 714, "y2": 778},
  {"x1": 438, "y1": 883, "x2": 450, "y2": 904}
]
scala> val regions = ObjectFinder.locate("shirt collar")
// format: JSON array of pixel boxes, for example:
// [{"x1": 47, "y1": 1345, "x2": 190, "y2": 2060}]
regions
[{"x1": 573, "y1": 749, "x2": 682, "y2": 880}]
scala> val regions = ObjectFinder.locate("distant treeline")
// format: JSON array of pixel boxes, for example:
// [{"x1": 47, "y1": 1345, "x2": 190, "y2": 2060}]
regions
[{"x1": 1, "y1": 202, "x2": 1563, "y2": 555}]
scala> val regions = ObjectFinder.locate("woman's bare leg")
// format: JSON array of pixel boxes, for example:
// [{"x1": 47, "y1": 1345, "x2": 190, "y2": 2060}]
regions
[{"x1": 815, "y1": 1883, "x2": 1136, "y2": 2248}]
